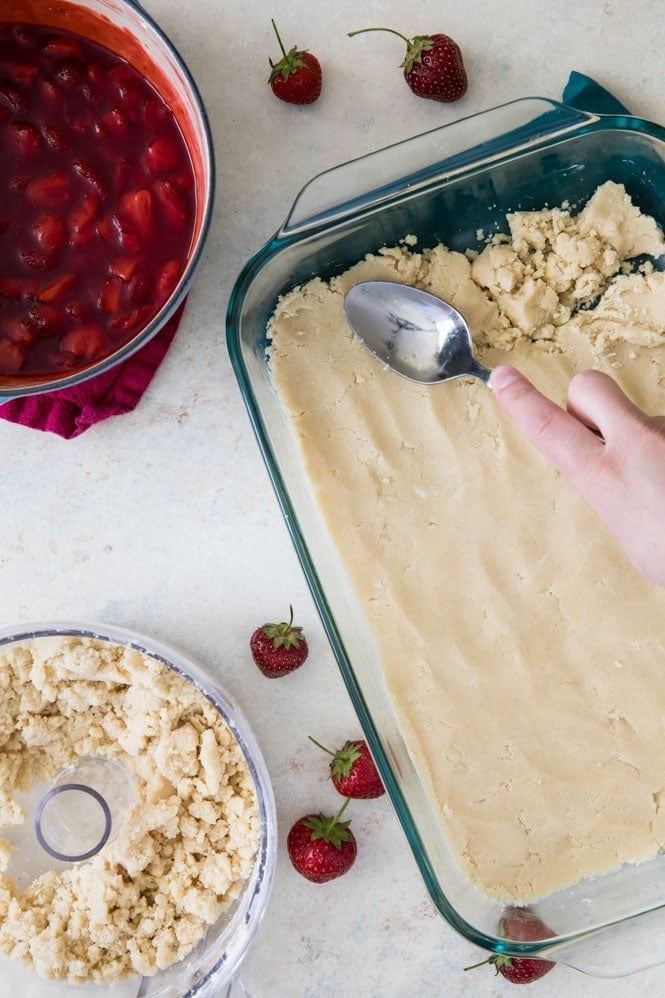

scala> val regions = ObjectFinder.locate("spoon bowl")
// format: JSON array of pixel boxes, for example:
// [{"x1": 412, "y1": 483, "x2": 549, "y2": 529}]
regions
[{"x1": 343, "y1": 281, "x2": 491, "y2": 385}]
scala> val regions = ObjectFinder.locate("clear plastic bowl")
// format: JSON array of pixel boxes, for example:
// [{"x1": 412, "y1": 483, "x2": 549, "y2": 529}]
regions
[
  {"x1": 0, "y1": 621, "x2": 276, "y2": 997},
  {"x1": 226, "y1": 97, "x2": 665, "y2": 977},
  {"x1": 0, "y1": 0, "x2": 214, "y2": 401}
]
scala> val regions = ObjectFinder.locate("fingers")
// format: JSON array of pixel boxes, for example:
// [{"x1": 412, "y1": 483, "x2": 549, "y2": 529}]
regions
[
  {"x1": 491, "y1": 365, "x2": 604, "y2": 480},
  {"x1": 566, "y1": 369, "x2": 644, "y2": 442}
]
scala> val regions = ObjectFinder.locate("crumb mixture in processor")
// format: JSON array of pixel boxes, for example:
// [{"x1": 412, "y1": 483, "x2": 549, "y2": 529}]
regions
[
  {"x1": 268, "y1": 181, "x2": 665, "y2": 902},
  {"x1": 0, "y1": 636, "x2": 260, "y2": 984}
]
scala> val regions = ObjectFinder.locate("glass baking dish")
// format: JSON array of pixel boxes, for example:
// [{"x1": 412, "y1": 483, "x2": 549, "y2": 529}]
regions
[{"x1": 226, "y1": 97, "x2": 665, "y2": 977}]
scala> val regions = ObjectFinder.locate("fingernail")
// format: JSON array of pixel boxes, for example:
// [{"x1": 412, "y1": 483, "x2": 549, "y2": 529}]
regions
[{"x1": 490, "y1": 365, "x2": 520, "y2": 391}]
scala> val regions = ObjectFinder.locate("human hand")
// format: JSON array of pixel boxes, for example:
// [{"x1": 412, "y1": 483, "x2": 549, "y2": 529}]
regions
[{"x1": 490, "y1": 365, "x2": 665, "y2": 587}]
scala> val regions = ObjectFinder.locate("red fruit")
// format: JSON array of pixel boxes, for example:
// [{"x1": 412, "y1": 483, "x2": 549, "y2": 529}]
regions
[
  {"x1": 20, "y1": 248, "x2": 54, "y2": 272},
  {"x1": 143, "y1": 95, "x2": 170, "y2": 132},
  {"x1": 41, "y1": 122, "x2": 68, "y2": 151},
  {"x1": 348, "y1": 27, "x2": 467, "y2": 103},
  {"x1": 10, "y1": 121, "x2": 41, "y2": 158},
  {"x1": 109, "y1": 305, "x2": 151, "y2": 332},
  {"x1": 0, "y1": 83, "x2": 29, "y2": 114},
  {"x1": 68, "y1": 192, "x2": 100, "y2": 238},
  {"x1": 249, "y1": 605, "x2": 309, "y2": 677},
  {"x1": 287, "y1": 798, "x2": 357, "y2": 883},
  {"x1": 60, "y1": 323, "x2": 105, "y2": 359},
  {"x1": 153, "y1": 180, "x2": 187, "y2": 228},
  {"x1": 0, "y1": 338, "x2": 26, "y2": 373},
  {"x1": 144, "y1": 136, "x2": 179, "y2": 175},
  {"x1": 129, "y1": 266, "x2": 151, "y2": 304},
  {"x1": 3, "y1": 319, "x2": 37, "y2": 349},
  {"x1": 309, "y1": 736, "x2": 385, "y2": 799},
  {"x1": 45, "y1": 36, "x2": 83, "y2": 58},
  {"x1": 268, "y1": 19, "x2": 322, "y2": 105},
  {"x1": 120, "y1": 189, "x2": 153, "y2": 237},
  {"x1": 37, "y1": 273, "x2": 75, "y2": 303},
  {"x1": 34, "y1": 214, "x2": 66, "y2": 252},
  {"x1": 97, "y1": 106, "x2": 128, "y2": 136},
  {"x1": 99, "y1": 277, "x2": 123, "y2": 314},
  {"x1": 110, "y1": 255, "x2": 139, "y2": 283},
  {"x1": 25, "y1": 304, "x2": 61, "y2": 337},
  {"x1": 2, "y1": 59, "x2": 39, "y2": 84},
  {"x1": 0, "y1": 277, "x2": 36, "y2": 301},
  {"x1": 465, "y1": 906, "x2": 556, "y2": 985},
  {"x1": 73, "y1": 158, "x2": 107, "y2": 197},
  {"x1": 52, "y1": 58, "x2": 85, "y2": 89},
  {"x1": 25, "y1": 172, "x2": 71, "y2": 207},
  {"x1": 156, "y1": 259, "x2": 181, "y2": 299}
]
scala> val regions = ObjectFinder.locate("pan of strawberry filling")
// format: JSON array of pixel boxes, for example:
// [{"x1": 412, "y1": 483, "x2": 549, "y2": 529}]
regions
[{"x1": 0, "y1": 1, "x2": 213, "y2": 396}]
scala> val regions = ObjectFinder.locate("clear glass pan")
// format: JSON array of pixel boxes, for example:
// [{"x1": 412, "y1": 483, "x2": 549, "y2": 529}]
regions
[
  {"x1": 0, "y1": 621, "x2": 276, "y2": 997},
  {"x1": 226, "y1": 97, "x2": 665, "y2": 977}
]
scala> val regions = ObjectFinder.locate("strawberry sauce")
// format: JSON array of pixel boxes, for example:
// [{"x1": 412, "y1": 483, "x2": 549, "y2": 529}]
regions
[{"x1": 0, "y1": 23, "x2": 196, "y2": 379}]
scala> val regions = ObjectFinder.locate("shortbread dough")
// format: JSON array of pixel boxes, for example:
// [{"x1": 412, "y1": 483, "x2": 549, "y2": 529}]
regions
[
  {"x1": 0, "y1": 636, "x2": 260, "y2": 983},
  {"x1": 268, "y1": 182, "x2": 665, "y2": 901}
]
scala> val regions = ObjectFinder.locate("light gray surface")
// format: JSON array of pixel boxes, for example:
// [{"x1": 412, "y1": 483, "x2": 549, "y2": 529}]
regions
[{"x1": 1, "y1": 1, "x2": 664, "y2": 994}]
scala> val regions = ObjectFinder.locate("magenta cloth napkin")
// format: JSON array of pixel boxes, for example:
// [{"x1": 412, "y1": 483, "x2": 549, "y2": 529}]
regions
[{"x1": 0, "y1": 300, "x2": 186, "y2": 439}]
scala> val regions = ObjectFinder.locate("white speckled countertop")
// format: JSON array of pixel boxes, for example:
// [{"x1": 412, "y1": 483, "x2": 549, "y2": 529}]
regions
[{"x1": 2, "y1": 0, "x2": 665, "y2": 995}]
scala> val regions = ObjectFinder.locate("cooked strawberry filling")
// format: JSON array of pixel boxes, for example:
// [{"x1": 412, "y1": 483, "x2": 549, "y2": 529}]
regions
[{"x1": 0, "y1": 23, "x2": 196, "y2": 378}]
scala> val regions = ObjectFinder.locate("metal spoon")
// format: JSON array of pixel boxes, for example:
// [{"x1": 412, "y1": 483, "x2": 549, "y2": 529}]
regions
[{"x1": 343, "y1": 281, "x2": 491, "y2": 385}]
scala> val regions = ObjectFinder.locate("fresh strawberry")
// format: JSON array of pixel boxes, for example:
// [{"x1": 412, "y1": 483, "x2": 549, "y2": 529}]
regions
[
  {"x1": 287, "y1": 798, "x2": 357, "y2": 883},
  {"x1": 348, "y1": 27, "x2": 467, "y2": 103},
  {"x1": 465, "y1": 906, "x2": 556, "y2": 985},
  {"x1": 309, "y1": 736, "x2": 385, "y2": 799},
  {"x1": 250, "y1": 605, "x2": 309, "y2": 677},
  {"x1": 268, "y1": 19, "x2": 322, "y2": 105}
]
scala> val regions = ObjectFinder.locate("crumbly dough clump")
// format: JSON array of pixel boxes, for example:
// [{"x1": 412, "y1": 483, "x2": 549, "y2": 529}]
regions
[
  {"x1": 268, "y1": 182, "x2": 665, "y2": 902},
  {"x1": 0, "y1": 636, "x2": 260, "y2": 984}
]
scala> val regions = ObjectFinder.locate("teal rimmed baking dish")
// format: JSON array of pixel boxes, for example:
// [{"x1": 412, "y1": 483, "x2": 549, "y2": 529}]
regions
[{"x1": 226, "y1": 97, "x2": 665, "y2": 977}]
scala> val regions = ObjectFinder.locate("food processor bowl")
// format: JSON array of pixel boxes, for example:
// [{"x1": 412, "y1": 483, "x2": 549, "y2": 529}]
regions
[{"x1": 0, "y1": 621, "x2": 276, "y2": 997}]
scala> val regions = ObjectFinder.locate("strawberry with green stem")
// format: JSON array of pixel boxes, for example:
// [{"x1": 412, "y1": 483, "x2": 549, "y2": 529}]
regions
[
  {"x1": 250, "y1": 605, "x2": 309, "y2": 677},
  {"x1": 287, "y1": 797, "x2": 357, "y2": 882},
  {"x1": 348, "y1": 27, "x2": 467, "y2": 103},
  {"x1": 268, "y1": 19, "x2": 322, "y2": 105},
  {"x1": 465, "y1": 905, "x2": 556, "y2": 985},
  {"x1": 309, "y1": 736, "x2": 385, "y2": 799}
]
